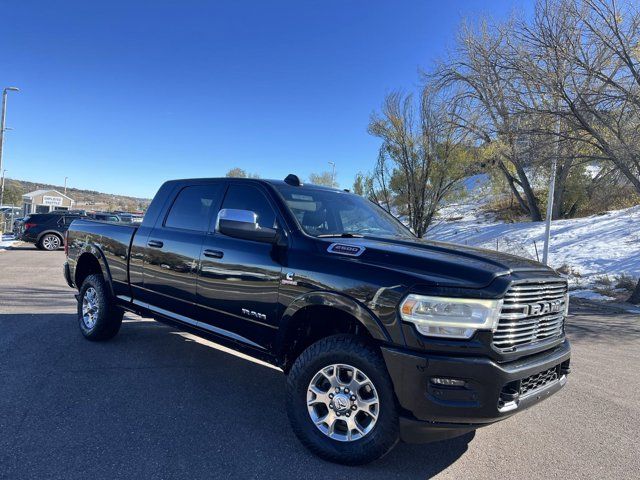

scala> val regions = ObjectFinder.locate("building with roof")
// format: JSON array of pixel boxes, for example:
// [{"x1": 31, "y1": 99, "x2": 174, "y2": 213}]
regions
[{"x1": 22, "y1": 189, "x2": 75, "y2": 215}]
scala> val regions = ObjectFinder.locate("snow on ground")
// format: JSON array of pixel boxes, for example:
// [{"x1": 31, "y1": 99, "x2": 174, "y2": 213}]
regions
[
  {"x1": 570, "y1": 289, "x2": 617, "y2": 301},
  {"x1": 0, "y1": 233, "x2": 17, "y2": 251},
  {"x1": 429, "y1": 200, "x2": 640, "y2": 296}
]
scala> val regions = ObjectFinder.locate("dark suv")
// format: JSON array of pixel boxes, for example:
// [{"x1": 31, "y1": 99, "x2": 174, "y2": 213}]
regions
[{"x1": 21, "y1": 212, "x2": 84, "y2": 250}]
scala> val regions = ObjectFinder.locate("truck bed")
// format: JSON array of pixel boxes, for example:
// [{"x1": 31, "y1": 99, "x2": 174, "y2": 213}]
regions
[{"x1": 66, "y1": 218, "x2": 139, "y2": 296}]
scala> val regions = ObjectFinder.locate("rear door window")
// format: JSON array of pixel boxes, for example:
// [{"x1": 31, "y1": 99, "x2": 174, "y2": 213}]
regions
[{"x1": 34, "y1": 214, "x2": 55, "y2": 224}]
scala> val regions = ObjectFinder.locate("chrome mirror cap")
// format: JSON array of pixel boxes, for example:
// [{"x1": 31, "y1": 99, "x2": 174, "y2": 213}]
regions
[{"x1": 216, "y1": 209, "x2": 257, "y2": 230}]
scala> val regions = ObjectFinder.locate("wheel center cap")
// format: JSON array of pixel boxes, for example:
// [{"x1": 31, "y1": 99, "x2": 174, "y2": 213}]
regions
[{"x1": 333, "y1": 393, "x2": 350, "y2": 412}]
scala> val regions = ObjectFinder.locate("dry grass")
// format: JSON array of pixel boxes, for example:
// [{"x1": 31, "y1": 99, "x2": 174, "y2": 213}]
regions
[
  {"x1": 481, "y1": 196, "x2": 531, "y2": 222},
  {"x1": 557, "y1": 264, "x2": 583, "y2": 277},
  {"x1": 615, "y1": 273, "x2": 637, "y2": 293}
]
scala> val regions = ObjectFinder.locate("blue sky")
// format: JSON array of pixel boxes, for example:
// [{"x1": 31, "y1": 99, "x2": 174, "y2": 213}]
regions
[{"x1": 1, "y1": 0, "x2": 530, "y2": 198}]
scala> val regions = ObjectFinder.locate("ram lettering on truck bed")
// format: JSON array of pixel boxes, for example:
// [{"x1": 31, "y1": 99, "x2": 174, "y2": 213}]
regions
[{"x1": 63, "y1": 174, "x2": 571, "y2": 465}]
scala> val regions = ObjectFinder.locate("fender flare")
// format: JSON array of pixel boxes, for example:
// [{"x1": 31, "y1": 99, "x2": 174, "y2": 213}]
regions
[
  {"x1": 75, "y1": 244, "x2": 115, "y2": 296},
  {"x1": 275, "y1": 290, "x2": 392, "y2": 356}
]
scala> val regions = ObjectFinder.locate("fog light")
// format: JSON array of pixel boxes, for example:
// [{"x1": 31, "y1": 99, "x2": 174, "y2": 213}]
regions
[{"x1": 430, "y1": 377, "x2": 466, "y2": 387}]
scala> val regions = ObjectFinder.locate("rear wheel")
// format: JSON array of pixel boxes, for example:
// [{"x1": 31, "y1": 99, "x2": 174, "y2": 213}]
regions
[
  {"x1": 78, "y1": 274, "x2": 123, "y2": 341},
  {"x1": 40, "y1": 233, "x2": 62, "y2": 251},
  {"x1": 286, "y1": 335, "x2": 399, "y2": 465}
]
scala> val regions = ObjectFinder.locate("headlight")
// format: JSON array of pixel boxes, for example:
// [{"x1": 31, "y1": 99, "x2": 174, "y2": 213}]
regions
[{"x1": 399, "y1": 294, "x2": 503, "y2": 339}]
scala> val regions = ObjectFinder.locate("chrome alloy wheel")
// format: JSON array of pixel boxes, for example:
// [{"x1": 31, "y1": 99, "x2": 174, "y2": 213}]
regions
[
  {"x1": 82, "y1": 287, "x2": 99, "y2": 329},
  {"x1": 42, "y1": 235, "x2": 61, "y2": 250},
  {"x1": 307, "y1": 364, "x2": 379, "y2": 442}
]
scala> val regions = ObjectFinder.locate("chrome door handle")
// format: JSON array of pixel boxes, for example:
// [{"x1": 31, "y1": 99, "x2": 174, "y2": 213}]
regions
[{"x1": 148, "y1": 240, "x2": 164, "y2": 248}]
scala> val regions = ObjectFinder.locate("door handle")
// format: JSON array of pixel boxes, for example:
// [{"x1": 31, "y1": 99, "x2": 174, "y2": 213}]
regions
[
  {"x1": 148, "y1": 240, "x2": 164, "y2": 248},
  {"x1": 203, "y1": 249, "x2": 224, "y2": 259}
]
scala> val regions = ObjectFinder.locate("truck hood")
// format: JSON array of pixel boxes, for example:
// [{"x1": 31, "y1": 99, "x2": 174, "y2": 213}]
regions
[{"x1": 320, "y1": 236, "x2": 556, "y2": 289}]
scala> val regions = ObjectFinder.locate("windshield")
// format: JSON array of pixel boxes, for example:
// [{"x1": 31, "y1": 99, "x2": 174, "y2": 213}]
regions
[{"x1": 274, "y1": 185, "x2": 414, "y2": 239}]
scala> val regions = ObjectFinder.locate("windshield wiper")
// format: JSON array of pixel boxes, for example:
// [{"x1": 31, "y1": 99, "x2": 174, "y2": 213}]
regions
[{"x1": 317, "y1": 233, "x2": 364, "y2": 238}]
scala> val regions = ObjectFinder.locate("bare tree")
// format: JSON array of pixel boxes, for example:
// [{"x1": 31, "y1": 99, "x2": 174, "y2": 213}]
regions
[
  {"x1": 352, "y1": 172, "x2": 366, "y2": 196},
  {"x1": 432, "y1": 21, "x2": 547, "y2": 221},
  {"x1": 367, "y1": 88, "x2": 473, "y2": 237},
  {"x1": 308, "y1": 171, "x2": 339, "y2": 188},
  {"x1": 225, "y1": 167, "x2": 260, "y2": 178},
  {"x1": 517, "y1": 0, "x2": 640, "y2": 301}
]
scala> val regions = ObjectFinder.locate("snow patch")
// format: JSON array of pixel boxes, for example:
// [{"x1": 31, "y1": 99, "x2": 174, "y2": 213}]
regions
[
  {"x1": 0, "y1": 233, "x2": 17, "y2": 251},
  {"x1": 570, "y1": 289, "x2": 617, "y2": 302}
]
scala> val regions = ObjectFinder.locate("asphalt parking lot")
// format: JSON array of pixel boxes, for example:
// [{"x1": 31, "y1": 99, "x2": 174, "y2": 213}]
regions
[{"x1": 1, "y1": 244, "x2": 639, "y2": 479}]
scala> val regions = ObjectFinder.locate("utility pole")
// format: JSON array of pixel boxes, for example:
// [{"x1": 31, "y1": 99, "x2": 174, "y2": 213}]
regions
[
  {"x1": 64, "y1": 176, "x2": 68, "y2": 194},
  {"x1": 0, "y1": 169, "x2": 6, "y2": 206},
  {"x1": 328, "y1": 161, "x2": 336, "y2": 187},
  {"x1": 542, "y1": 115, "x2": 561, "y2": 265},
  {"x1": 0, "y1": 87, "x2": 20, "y2": 202}
]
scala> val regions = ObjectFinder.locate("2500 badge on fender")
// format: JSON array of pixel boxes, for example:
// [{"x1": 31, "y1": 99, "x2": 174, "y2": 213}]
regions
[{"x1": 63, "y1": 174, "x2": 571, "y2": 465}]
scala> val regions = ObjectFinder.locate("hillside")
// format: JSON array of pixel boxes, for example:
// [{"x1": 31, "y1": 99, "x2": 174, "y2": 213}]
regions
[{"x1": 2, "y1": 178, "x2": 151, "y2": 212}]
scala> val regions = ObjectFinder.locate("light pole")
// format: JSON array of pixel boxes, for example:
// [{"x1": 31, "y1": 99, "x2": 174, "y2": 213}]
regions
[
  {"x1": 0, "y1": 87, "x2": 20, "y2": 202},
  {"x1": 542, "y1": 115, "x2": 561, "y2": 265},
  {"x1": 0, "y1": 169, "x2": 6, "y2": 206},
  {"x1": 328, "y1": 161, "x2": 336, "y2": 187}
]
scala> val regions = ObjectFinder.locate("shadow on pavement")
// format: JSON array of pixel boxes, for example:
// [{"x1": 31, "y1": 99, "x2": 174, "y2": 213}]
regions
[
  {"x1": 6, "y1": 245, "x2": 40, "y2": 251},
  {"x1": 1, "y1": 313, "x2": 471, "y2": 479},
  {"x1": 1, "y1": 286, "x2": 73, "y2": 308},
  {"x1": 566, "y1": 312, "x2": 640, "y2": 343}
]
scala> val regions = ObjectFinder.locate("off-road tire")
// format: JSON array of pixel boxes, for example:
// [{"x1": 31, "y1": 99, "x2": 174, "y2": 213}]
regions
[
  {"x1": 286, "y1": 334, "x2": 399, "y2": 465},
  {"x1": 77, "y1": 274, "x2": 124, "y2": 341}
]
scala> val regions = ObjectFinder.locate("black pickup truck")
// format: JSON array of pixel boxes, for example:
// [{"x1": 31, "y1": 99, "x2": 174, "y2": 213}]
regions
[{"x1": 64, "y1": 174, "x2": 571, "y2": 465}]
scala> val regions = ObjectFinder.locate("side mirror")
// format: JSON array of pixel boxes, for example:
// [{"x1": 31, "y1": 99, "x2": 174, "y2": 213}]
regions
[{"x1": 216, "y1": 209, "x2": 278, "y2": 243}]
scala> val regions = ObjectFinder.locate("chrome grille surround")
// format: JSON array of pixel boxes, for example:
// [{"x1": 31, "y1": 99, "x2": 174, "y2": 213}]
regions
[{"x1": 493, "y1": 279, "x2": 568, "y2": 350}]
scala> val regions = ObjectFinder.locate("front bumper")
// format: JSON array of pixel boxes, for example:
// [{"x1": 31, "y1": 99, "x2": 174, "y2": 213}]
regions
[
  {"x1": 21, "y1": 232, "x2": 37, "y2": 243},
  {"x1": 381, "y1": 338, "x2": 571, "y2": 443}
]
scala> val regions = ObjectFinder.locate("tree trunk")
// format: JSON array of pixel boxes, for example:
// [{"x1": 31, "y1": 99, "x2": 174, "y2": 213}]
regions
[
  {"x1": 497, "y1": 161, "x2": 531, "y2": 215},
  {"x1": 629, "y1": 278, "x2": 640, "y2": 305},
  {"x1": 552, "y1": 185, "x2": 564, "y2": 220},
  {"x1": 566, "y1": 201, "x2": 578, "y2": 218},
  {"x1": 552, "y1": 163, "x2": 571, "y2": 219},
  {"x1": 515, "y1": 164, "x2": 543, "y2": 221}
]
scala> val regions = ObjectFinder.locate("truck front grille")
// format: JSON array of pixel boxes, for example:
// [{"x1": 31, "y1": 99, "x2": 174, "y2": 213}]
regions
[{"x1": 493, "y1": 279, "x2": 568, "y2": 351}]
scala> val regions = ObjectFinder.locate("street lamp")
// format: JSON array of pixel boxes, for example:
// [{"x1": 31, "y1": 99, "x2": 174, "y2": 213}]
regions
[
  {"x1": 0, "y1": 87, "x2": 20, "y2": 202},
  {"x1": 542, "y1": 115, "x2": 561, "y2": 266},
  {"x1": 328, "y1": 161, "x2": 336, "y2": 186}
]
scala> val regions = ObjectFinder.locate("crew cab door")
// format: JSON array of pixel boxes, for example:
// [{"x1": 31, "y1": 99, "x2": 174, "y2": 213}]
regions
[
  {"x1": 140, "y1": 183, "x2": 224, "y2": 320},
  {"x1": 195, "y1": 183, "x2": 283, "y2": 351}
]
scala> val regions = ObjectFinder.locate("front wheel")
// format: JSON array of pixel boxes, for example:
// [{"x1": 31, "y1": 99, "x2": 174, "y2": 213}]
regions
[
  {"x1": 78, "y1": 274, "x2": 124, "y2": 341},
  {"x1": 286, "y1": 335, "x2": 399, "y2": 465}
]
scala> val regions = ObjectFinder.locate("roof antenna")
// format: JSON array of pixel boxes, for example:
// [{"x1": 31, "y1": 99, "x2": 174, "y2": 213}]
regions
[{"x1": 284, "y1": 174, "x2": 302, "y2": 186}]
